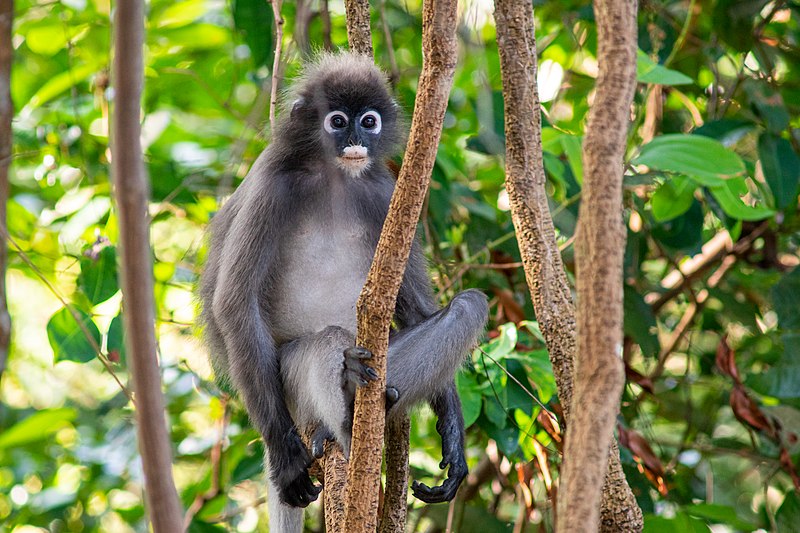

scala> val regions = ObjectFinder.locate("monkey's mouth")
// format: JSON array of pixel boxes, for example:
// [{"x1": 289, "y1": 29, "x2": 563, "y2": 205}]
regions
[{"x1": 336, "y1": 146, "x2": 371, "y2": 176}]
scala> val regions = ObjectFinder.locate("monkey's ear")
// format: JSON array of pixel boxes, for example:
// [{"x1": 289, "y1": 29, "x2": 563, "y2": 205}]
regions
[{"x1": 291, "y1": 98, "x2": 306, "y2": 118}]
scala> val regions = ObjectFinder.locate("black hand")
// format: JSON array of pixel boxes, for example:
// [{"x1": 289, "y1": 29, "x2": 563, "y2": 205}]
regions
[
  {"x1": 343, "y1": 346, "x2": 378, "y2": 387},
  {"x1": 269, "y1": 428, "x2": 322, "y2": 507}
]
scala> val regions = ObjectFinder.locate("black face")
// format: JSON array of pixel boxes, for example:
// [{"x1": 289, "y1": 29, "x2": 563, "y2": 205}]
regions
[{"x1": 323, "y1": 109, "x2": 382, "y2": 152}]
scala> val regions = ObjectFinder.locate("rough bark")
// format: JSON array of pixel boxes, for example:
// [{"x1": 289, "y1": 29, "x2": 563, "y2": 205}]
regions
[
  {"x1": 0, "y1": 0, "x2": 11, "y2": 382},
  {"x1": 379, "y1": 416, "x2": 411, "y2": 533},
  {"x1": 322, "y1": 442, "x2": 349, "y2": 532},
  {"x1": 111, "y1": 2, "x2": 183, "y2": 531},
  {"x1": 344, "y1": 0, "x2": 373, "y2": 56},
  {"x1": 493, "y1": 0, "x2": 642, "y2": 531},
  {"x1": 557, "y1": 0, "x2": 639, "y2": 531},
  {"x1": 342, "y1": 0, "x2": 458, "y2": 529}
]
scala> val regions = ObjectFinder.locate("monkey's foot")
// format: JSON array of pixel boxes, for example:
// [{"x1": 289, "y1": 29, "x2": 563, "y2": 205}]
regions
[
  {"x1": 343, "y1": 346, "x2": 378, "y2": 387},
  {"x1": 271, "y1": 430, "x2": 322, "y2": 508},
  {"x1": 310, "y1": 425, "x2": 335, "y2": 459},
  {"x1": 411, "y1": 453, "x2": 468, "y2": 504}
]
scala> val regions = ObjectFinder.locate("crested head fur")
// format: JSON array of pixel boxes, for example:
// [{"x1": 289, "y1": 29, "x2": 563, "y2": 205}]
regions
[{"x1": 268, "y1": 52, "x2": 404, "y2": 173}]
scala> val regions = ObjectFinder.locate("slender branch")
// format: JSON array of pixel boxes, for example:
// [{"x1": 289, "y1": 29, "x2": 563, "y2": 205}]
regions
[
  {"x1": 343, "y1": 0, "x2": 459, "y2": 529},
  {"x1": 378, "y1": 416, "x2": 411, "y2": 533},
  {"x1": 268, "y1": 0, "x2": 284, "y2": 134},
  {"x1": 0, "y1": 0, "x2": 12, "y2": 383},
  {"x1": 111, "y1": 2, "x2": 183, "y2": 529}
]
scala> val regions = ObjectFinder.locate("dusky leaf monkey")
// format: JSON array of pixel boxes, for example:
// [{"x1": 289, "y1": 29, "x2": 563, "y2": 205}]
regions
[{"x1": 199, "y1": 52, "x2": 488, "y2": 531}]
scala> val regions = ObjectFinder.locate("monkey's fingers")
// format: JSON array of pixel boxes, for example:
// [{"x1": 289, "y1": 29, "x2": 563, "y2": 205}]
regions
[
  {"x1": 344, "y1": 356, "x2": 379, "y2": 387},
  {"x1": 344, "y1": 346, "x2": 372, "y2": 360}
]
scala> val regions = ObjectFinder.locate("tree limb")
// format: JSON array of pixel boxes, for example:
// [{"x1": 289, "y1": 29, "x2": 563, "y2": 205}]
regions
[
  {"x1": 557, "y1": 0, "x2": 639, "y2": 530},
  {"x1": 343, "y1": 0, "x2": 458, "y2": 529},
  {"x1": 112, "y1": 2, "x2": 183, "y2": 530}
]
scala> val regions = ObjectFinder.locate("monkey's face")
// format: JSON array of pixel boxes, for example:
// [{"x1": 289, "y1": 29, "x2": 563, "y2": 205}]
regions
[{"x1": 321, "y1": 108, "x2": 384, "y2": 177}]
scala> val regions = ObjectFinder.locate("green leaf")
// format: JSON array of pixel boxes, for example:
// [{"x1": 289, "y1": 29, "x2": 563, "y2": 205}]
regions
[
  {"x1": 78, "y1": 246, "x2": 119, "y2": 305},
  {"x1": 154, "y1": 0, "x2": 208, "y2": 29},
  {"x1": 709, "y1": 178, "x2": 775, "y2": 221},
  {"x1": 23, "y1": 61, "x2": 103, "y2": 110},
  {"x1": 483, "y1": 395, "x2": 507, "y2": 429},
  {"x1": 651, "y1": 176, "x2": 697, "y2": 222},
  {"x1": 26, "y1": 23, "x2": 88, "y2": 56},
  {"x1": 684, "y1": 503, "x2": 759, "y2": 531},
  {"x1": 758, "y1": 133, "x2": 800, "y2": 210},
  {"x1": 486, "y1": 323, "x2": 517, "y2": 359},
  {"x1": 745, "y1": 80, "x2": 791, "y2": 133},
  {"x1": 633, "y1": 134, "x2": 746, "y2": 186},
  {"x1": 47, "y1": 307, "x2": 101, "y2": 363},
  {"x1": 560, "y1": 134, "x2": 583, "y2": 184},
  {"x1": 652, "y1": 200, "x2": 703, "y2": 251},
  {"x1": 157, "y1": 24, "x2": 229, "y2": 51},
  {"x1": 777, "y1": 492, "x2": 800, "y2": 533},
  {"x1": 232, "y1": 0, "x2": 273, "y2": 69},
  {"x1": 0, "y1": 408, "x2": 77, "y2": 449},
  {"x1": 637, "y1": 50, "x2": 693, "y2": 86},
  {"x1": 456, "y1": 372, "x2": 482, "y2": 427},
  {"x1": 107, "y1": 313, "x2": 126, "y2": 365},
  {"x1": 772, "y1": 269, "x2": 800, "y2": 331},
  {"x1": 624, "y1": 286, "x2": 659, "y2": 358}
]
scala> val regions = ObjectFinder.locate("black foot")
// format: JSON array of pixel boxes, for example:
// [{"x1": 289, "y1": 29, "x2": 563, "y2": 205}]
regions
[
  {"x1": 310, "y1": 425, "x2": 335, "y2": 459},
  {"x1": 271, "y1": 430, "x2": 322, "y2": 508}
]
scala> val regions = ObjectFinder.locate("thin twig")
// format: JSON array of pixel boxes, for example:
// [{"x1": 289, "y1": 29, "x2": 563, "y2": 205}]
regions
[{"x1": 268, "y1": 0, "x2": 284, "y2": 134}]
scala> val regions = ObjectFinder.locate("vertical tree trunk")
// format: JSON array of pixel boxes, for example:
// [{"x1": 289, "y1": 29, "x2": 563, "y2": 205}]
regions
[
  {"x1": 343, "y1": 0, "x2": 458, "y2": 530},
  {"x1": 0, "y1": 0, "x2": 12, "y2": 382},
  {"x1": 344, "y1": 0, "x2": 373, "y2": 56},
  {"x1": 379, "y1": 416, "x2": 411, "y2": 533},
  {"x1": 493, "y1": 0, "x2": 642, "y2": 530},
  {"x1": 111, "y1": 2, "x2": 183, "y2": 531},
  {"x1": 557, "y1": 0, "x2": 638, "y2": 531}
]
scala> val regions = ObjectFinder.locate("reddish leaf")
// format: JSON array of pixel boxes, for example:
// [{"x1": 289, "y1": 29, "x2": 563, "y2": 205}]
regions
[
  {"x1": 730, "y1": 385, "x2": 775, "y2": 437},
  {"x1": 625, "y1": 363, "x2": 655, "y2": 394},
  {"x1": 492, "y1": 287, "x2": 526, "y2": 325},
  {"x1": 715, "y1": 335, "x2": 740, "y2": 382},
  {"x1": 618, "y1": 424, "x2": 668, "y2": 495},
  {"x1": 537, "y1": 410, "x2": 562, "y2": 445},
  {"x1": 779, "y1": 447, "x2": 800, "y2": 491}
]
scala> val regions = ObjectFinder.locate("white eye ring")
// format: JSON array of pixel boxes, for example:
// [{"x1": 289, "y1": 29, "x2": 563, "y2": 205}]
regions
[
  {"x1": 360, "y1": 111, "x2": 382, "y2": 134},
  {"x1": 324, "y1": 111, "x2": 348, "y2": 133}
]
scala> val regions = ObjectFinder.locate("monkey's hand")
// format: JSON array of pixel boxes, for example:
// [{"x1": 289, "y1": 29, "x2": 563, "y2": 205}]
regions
[
  {"x1": 343, "y1": 346, "x2": 401, "y2": 409},
  {"x1": 269, "y1": 428, "x2": 322, "y2": 508}
]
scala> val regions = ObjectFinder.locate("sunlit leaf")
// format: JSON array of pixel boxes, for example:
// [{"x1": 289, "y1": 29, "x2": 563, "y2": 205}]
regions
[
  {"x1": 637, "y1": 50, "x2": 693, "y2": 86},
  {"x1": 47, "y1": 307, "x2": 101, "y2": 363},
  {"x1": 0, "y1": 408, "x2": 77, "y2": 449},
  {"x1": 650, "y1": 176, "x2": 696, "y2": 222},
  {"x1": 78, "y1": 245, "x2": 119, "y2": 305},
  {"x1": 709, "y1": 178, "x2": 775, "y2": 221}
]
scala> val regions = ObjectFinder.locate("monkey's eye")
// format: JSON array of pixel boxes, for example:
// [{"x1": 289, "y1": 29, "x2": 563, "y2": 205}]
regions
[
  {"x1": 324, "y1": 111, "x2": 349, "y2": 133},
  {"x1": 360, "y1": 111, "x2": 382, "y2": 134}
]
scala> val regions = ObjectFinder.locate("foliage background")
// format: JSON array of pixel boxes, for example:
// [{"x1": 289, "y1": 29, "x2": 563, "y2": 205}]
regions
[{"x1": 1, "y1": 0, "x2": 799, "y2": 531}]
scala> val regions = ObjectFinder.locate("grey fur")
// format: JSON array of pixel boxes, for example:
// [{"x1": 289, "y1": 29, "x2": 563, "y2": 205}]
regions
[{"x1": 198, "y1": 52, "x2": 488, "y2": 532}]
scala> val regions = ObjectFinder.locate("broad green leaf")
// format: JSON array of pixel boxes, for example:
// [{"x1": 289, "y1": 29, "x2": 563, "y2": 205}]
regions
[
  {"x1": 637, "y1": 50, "x2": 693, "y2": 86},
  {"x1": 758, "y1": 133, "x2": 800, "y2": 209},
  {"x1": 651, "y1": 176, "x2": 696, "y2": 221},
  {"x1": 772, "y1": 269, "x2": 800, "y2": 330},
  {"x1": 47, "y1": 307, "x2": 101, "y2": 363},
  {"x1": 156, "y1": 24, "x2": 228, "y2": 51},
  {"x1": 483, "y1": 395, "x2": 508, "y2": 429},
  {"x1": 652, "y1": 200, "x2": 703, "y2": 251},
  {"x1": 23, "y1": 62, "x2": 102, "y2": 111},
  {"x1": 709, "y1": 179, "x2": 775, "y2": 221},
  {"x1": 633, "y1": 134, "x2": 745, "y2": 186},
  {"x1": 643, "y1": 512, "x2": 710, "y2": 533},
  {"x1": 26, "y1": 23, "x2": 89, "y2": 56},
  {"x1": 520, "y1": 349, "x2": 556, "y2": 404},
  {"x1": 155, "y1": 0, "x2": 208, "y2": 29},
  {"x1": 456, "y1": 372, "x2": 482, "y2": 427},
  {"x1": 78, "y1": 245, "x2": 119, "y2": 305},
  {"x1": 684, "y1": 503, "x2": 759, "y2": 531},
  {"x1": 0, "y1": 408, "x2": 77, "y2": 449},
  {"x1": 745, "y1": 80, "x2": 790, "y2": 133}
]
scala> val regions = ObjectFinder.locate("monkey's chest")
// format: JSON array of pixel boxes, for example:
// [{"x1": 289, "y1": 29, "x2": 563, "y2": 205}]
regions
[{"x1": 270, "y1": 226, "x2": 370, "y2": 342}]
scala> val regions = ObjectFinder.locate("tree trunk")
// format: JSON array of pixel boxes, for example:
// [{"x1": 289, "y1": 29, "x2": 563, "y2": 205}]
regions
[
  {"x1": 379, "y1": 416, "x2": 411, "y2": 533},
  {"x1": 111, "y1": 2, "x2": 183, "y2": 531},
  {"x1": 344, "y1": 0, "x2": 373, "y2": 56},
  {"x1": 0, "y1": 0, "x2": 12, "y2": 383},
  {"x1": 342, "y1": 0, "x2": 458, "y2": 530},
  {"x1": 493, "y1": 0, "x2": 642, "y2": 530},
  {"x1": 557, "y1": 0, "x2": 638, "y2": 530}
]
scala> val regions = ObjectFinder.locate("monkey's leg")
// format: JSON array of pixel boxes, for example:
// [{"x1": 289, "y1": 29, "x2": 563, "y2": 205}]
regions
[
  {"x1": 264, "y1": 453, "x2": 304, "y2": 533},
  {"x1": 386, "y1": 288, "x2": 488, "y2": 412}
]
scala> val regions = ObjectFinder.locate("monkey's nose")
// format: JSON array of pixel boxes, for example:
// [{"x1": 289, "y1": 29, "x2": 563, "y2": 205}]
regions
[{"x1": 342, "y1": 145, "x2": 368, "y2": 160}]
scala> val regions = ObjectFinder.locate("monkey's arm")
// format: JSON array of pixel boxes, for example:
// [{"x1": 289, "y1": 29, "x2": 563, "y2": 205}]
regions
[{"x1": 212, "y1": 182, "x2": 320, "y2": 508}]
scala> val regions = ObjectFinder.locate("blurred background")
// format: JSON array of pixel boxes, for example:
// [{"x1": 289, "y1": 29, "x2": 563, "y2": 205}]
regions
[{"x1": 1, "y1": 0, "x2": 799, "y2": 531}]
